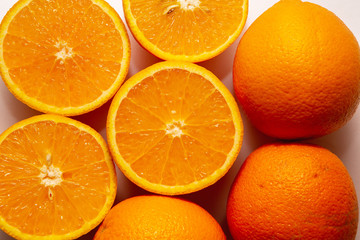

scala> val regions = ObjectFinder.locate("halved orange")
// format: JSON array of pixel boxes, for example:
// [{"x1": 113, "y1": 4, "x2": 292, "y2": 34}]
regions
[
  {"x1": 0, "y1": 114, "x2": 117, "y2": 240},
  {"x1": 107, "y1": 61, "x2": 243, "y2": 195},
  {"x1": 0, "y1": 0, "x2": 130, "y2": 116},
  {"x1": 123, "y1": 0, "x2": 248, "y2": 62}
]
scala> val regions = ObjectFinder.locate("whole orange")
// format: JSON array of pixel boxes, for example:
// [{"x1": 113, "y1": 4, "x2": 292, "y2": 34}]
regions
[
  {"x1": 94, "y1": 195, "x2": 225, "y2": 240},
  {"x1": 227, "y1": 143, "x2": 359, "y2": 240},
  {"x1": 233, "y1": 0, "x2": 360, "y2": 139}
]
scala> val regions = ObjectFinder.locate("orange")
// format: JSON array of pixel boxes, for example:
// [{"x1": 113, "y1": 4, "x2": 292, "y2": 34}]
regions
[
  {"x1": 0, "y1": 0, "x2": 130, "y2": 116},
  {"x1": 94, "y1": 195, "x2": 225, "y2": 239},
  {"x1": 123, "y1": 0, "x2": 248, "y2": 62},
  {"x1": 107, "y1": 61, "x2": 243, "y2": 195},
  {"x1": 233, "y1": 0, "x2": 360, "y2": 139},
  {"x1": 227, "y1": 143, "x2": 359, "y2": 240},
  {"x1": 0, "y1": 114, "x2": 117, "y2": 240}
]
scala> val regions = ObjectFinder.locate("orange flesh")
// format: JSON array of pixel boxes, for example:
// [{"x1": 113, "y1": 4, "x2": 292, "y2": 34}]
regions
[
  {"x1": 128, "y1": 0, "x2": 245, "y2": 55},
  {"x1": 3, "y1": 0, "x2": 124, "y2": 108},
  {"x1": 115, "y1": 68, "x2": 235, "y2": 185},
  {"x1": 0, "y1": 120, "x2": 111, "y2": 235}
]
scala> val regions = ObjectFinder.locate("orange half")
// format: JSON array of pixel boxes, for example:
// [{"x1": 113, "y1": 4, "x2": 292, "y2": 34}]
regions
[
  {"x1": 0, "y1": 114, "x2": 117, "y2": 240},
  {"x1": 0, "y1": 0, "x2": 130, "y2": 116},
  {"x1": 107, "y1": 61, "x2": 243, "y2": 195},
  {"x1": 123, "y1": 0, "x2": 248, "y2": 62}
]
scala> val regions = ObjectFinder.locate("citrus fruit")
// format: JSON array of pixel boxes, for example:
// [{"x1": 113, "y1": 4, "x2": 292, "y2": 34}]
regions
[
  {"x1": 0, "y1": 0, "x2": 130, "y2": 116},
  {"x1": 227, "y1": 143, "x2": 359, "y2": 240},
  {"x1": 0, "y1": 114, "x2": 117, "y2": 240},
  {"x1": 107, "y1": 61, "x2": 243, "y2": 195},
  {"x1": 123, "y1": 0, "x2": 248, "y2": 62},
  {"x1": 94, "y1": 195, "x2": 225, "y2": 239},
  {"x1": 233, "y1": 0, "x2": 360, "y2": 139}
]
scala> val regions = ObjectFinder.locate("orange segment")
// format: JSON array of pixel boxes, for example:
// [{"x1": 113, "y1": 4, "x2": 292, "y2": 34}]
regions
[
  {"x1": 0, "y1": 114, "x2": 117, "y2": 240},
  {"x1": 183, "y1": 121, "x2": 236, "y2": 153},
  {"x1": 0, "y1": 180, "x2": 54, "y2": 235},
  {"x1": 115, "y1": 130, "x2": 166, "y2": 164},
  {"x1": 181, "y1": 134, "x2": 227, "y2": 178},
  {"x1": 130, "y1": 134, "x2": 174, "y2": 184},
  {"x1": 162, "y1": 137, "x2": 194, "y2": 185},
  {"x1": 107, "y1": 61, "x2": 243, "y2": 195},
  {"x1": 123, "y1": 0, "x2": 248, "y2": 62},
  {"x1": 0, "y1": 0, "x2": 130, "y2": 116},
  {"x1": 124, "y1": 76, "x2": 172, "y2": 122},
  {"x1": 3, "y1": 34, "x2": 57, "y2": 68},
  {"x1": 5, "y1": 5, "x2": 56, "y2": 46},
  {"x1": 184, "y1": 90, "x2": 233, "y2": 124}
]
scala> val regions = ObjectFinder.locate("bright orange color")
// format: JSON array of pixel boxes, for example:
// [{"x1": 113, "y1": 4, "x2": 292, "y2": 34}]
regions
[
  {"x1": 0, "y1": 0, "x2": 130, "y2": 116},
  {"x1": 0, "y1": 114, "x2": 117, "y2": 240},
  {"x1": 94, "y1": 195, "x2": 225, "y2": 240},
  {"x1": 233, "y1": 0, "x2": 360, "y2": 139},
  {"x1": 107, "y1": 61, "x2": 243, "y2": 195},
  {"x1": 227, "y1": 143, "x2": 359, "y2": 240},
  {"x1": 123, "y1": 0, "x2": 248, "y2": 62}
]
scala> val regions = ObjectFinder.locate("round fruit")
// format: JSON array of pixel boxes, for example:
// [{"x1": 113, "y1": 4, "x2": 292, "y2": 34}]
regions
[
  {"x1": 94, "y1": 195, "x2": 225, "y2": 240},
  {"x1": 0, "y1": 114, "x2": 117, "y2": 240},
  {"x1": 233, "y1": 0, "x2": 360, "y2": 139},
  {"x1": 107, "y1": 61, "x2": 243, "y2": 195},
  {"x1": 123, "y1": 0, "x2": 248, "y2": 62},
  {"x1": 0, "y1": 0, "x2": 130, "y2": 116},
  {"x1": 227, "y1": 143, "x2": 359, "y2": 240}
]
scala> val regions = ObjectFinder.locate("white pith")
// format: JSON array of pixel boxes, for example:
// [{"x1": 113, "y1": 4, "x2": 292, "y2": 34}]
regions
[
  {"x1": 54, "y1": 41, "x2": 74, "y2": 64},
  {"x1": 166, "y1": 120, "x2": 185, "y2": 137},
  {"x1": 177, "y1": 0, "x2": 201, "y2": 10},
  {"x1": 38, "y1": 153, "x2": 63, "y2": 188}
]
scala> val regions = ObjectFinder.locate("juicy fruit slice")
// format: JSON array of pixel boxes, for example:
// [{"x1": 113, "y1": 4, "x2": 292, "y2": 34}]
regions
[
  {"x1": 107, "y1": 61, "x2": 243, "y2": 195},
  {"x1": 123, "y1": 0, "x2": 248, "y2": 62},
  {"x1": 0, "y1": 114, "x2": 117, "y2": 240},
  {"x1": 0, "y1": 0, "x2": 130, "y2": 116}
]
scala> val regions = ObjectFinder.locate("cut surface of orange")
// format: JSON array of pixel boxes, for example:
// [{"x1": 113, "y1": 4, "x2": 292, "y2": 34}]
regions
[
  {"x1": 0, "y1": 0, "x2": 130, "y2": 116},
  {"x1": 107, "y1": 61, "x2": 243, "y2": 195},
  {"x1": 123, "y1": 0, "x2": 248, "y2": 62},
  {"x1": 0, "y1": 114, "x2": 117, "y2": 240}
]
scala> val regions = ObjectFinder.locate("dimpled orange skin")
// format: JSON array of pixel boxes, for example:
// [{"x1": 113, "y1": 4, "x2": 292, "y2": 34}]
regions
[
  {"x1": 227, "y1": 143, "x2": 359, "y2": 240},
  {"x1": 94, "y1": 195, "x2": 226, "y2": 240},
  {"x1": 233, "y1": 0, "x2": 360, "y2": 139}
]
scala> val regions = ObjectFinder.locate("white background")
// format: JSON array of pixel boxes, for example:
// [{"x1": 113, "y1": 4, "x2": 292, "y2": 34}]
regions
[{"x1": 0, "y1": 0, "x2": 359, "y2": 239}]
